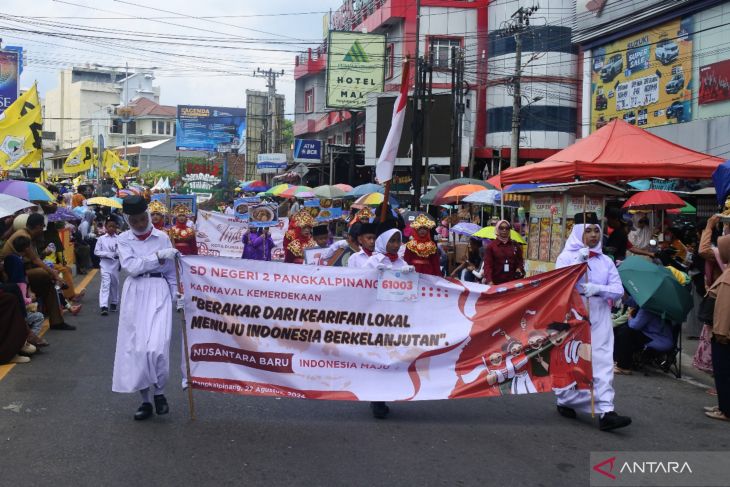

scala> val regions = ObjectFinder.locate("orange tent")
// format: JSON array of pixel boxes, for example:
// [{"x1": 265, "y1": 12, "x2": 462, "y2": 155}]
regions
[{"x1": 500, "y1": 119, "x2": 725, "y2": 185}]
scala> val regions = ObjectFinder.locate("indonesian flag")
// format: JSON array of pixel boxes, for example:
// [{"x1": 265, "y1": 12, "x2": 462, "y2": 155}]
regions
[{"x1": 375, "y1": 60, "x2": 410, "y2": 184}]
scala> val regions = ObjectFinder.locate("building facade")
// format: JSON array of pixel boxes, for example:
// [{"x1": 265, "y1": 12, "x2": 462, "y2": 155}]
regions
[{"x1": 575, "y1": 0, "x2": 730, "y2": 159}]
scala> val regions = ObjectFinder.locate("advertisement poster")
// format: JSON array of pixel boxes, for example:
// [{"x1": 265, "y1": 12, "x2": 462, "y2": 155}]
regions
[
  {"x1": 180, "y1": 256, "x2": 592, "y2": 401},
  {"x1": 326, "y1": 31, "x2": 386, "y2": 109},
  {"x1": 0, "y1": 49, "x2": 19, "y2": 115},
  {"x1": 699, "y1": 59, "x2": 730, "y2": 105},
  {"x1": 590, "y1": 17, "x2": 693, "y2": 131},
  {"x1": 196, "y1": 210, "x2": 288, "y2": 259},
  {"x1": 176, "y1": 105, "x2": 246, "y2": 152}
]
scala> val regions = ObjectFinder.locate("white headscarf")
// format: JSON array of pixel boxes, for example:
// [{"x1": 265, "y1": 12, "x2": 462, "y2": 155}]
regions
[
  {"x1": 628, "y1": 214, "x2": 652, "y2": 249},
  {"x1": 375, "y1": 228, "x2": 401, "y2": 255},
  {"x1": 563, "y1": 223, "x2": 603, "y2": 254}
]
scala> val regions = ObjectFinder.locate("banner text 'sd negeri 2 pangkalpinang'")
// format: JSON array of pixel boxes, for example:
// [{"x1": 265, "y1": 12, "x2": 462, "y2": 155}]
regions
[{"x1": 180, "y1": 256, "x2": 592, "y2": 401}]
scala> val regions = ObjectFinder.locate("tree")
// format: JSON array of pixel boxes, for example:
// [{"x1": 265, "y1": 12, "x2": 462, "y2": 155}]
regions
[{"x1": 281, "y1": 118, "x2": 294, "y2": 149}]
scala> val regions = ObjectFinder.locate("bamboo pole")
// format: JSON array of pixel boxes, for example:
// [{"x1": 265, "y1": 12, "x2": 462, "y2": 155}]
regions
[{"x1": 174, "y1": 254, "x2": 196, "y2": 421}]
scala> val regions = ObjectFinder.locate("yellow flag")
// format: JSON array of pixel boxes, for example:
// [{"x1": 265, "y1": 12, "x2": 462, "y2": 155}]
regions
[
  {"x1": 0, "y1": 83, "x2": 43, "y2": 170},
  {"x1": 102, "y1": 149, "x2": 130, "y2": 187},
  {"x1": 64, "y1": 139, "x2": 95, "y2": 174}
]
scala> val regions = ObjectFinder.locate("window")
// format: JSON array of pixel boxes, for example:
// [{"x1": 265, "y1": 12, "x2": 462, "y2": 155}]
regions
[
  {"x1": 165, "y1": 121, "x2": 171, "y2": 135},
  {"x1": 356, "y1": 126, "x2": 365, "y2": 145},
  {"x1": 430, "y1": 37, "x2": 462, "y2": 70},
  {"x1": 385, "y1": 43, "x2": 394, "y2": 79},
  {"x1": 157, "y1": 121, "x2": 165, "y2": 134},
  {"x1": 345, "y1": 131, "x2": 351, "y2": 145},
  {"x1": 304, "y1": 88, "x2": 314, "y2": 113},
  {"x1": 152, "y1": 121, "x2": 157, "y2": 134}
]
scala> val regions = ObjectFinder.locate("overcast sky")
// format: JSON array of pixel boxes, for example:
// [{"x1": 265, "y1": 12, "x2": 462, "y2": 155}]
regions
[{"x1": 1, "y1": 0, "x2": 343, "y2": 116}]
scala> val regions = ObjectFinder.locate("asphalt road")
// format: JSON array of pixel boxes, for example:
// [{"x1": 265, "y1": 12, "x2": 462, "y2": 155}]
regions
[{"x1": 1, "y1": 272, "x2": 729, "y2": 487}]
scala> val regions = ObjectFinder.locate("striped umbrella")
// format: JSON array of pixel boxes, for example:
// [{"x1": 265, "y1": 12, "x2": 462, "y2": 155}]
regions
[
  {"x1": 241, "y1": 180, "x2": 270, "y2": 192},
  {"x1": 264, "y1": 183, "x2": 293, "y2": 196},
  {"x1": 0, "y1": 180, "x2": 54, "y2": 202},
  {"x1": 280, "y1": 186, "x2": 314, "y2": 199}
]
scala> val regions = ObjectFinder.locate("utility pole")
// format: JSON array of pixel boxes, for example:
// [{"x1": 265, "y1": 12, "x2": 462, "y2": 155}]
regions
[
  {"x1": 505, "y1": 5, "x2": 538, "y2": 168},
  {"x1": 253, "y1": 68, "x2": 285, "y2": 154},
  {"x1": 410, "y1": 0, "x2": 423, "y2": 210},
  {"x1": 348, "y1": 110, "x2": 359, "y2": 185},
  {"x1": 450, "y1": 46, "x2": 465, "y2": 180}
]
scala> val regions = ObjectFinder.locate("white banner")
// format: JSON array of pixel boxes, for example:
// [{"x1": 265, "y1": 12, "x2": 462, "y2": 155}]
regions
[
  {"x1": 180, "y1": 256, "x2": 591, "y2": 401},
  {"x1": 196, "y1": 210, "x2": 288, "y2": 259}
]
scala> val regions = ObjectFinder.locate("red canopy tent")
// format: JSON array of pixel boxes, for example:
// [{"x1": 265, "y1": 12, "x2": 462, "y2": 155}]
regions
[{"x1": 500, "y1": 119, "x2": 725, "y2": 185}]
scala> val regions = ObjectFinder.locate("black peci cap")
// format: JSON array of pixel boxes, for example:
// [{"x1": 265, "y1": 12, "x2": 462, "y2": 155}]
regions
[
  {"x1": 358, "y1": 222, "x2": 377, "y2": 236},
  {"x1": 312, "y1": 225, "x2": 329, "y2": 237},
  {"x1": 122, "y1": 195, "x2": 148, "y2": 216},
  {"x1": 574, "y1": 212, "x2": 599, "y2": 225}
]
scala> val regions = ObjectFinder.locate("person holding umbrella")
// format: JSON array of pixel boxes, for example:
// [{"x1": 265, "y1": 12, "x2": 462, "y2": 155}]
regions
[
  {"x1": 554, "y1": 212, "x2": 632, "y2": 431},
  {"x1": 474, "y1": 220, "x2": 524, "y2": 285}
]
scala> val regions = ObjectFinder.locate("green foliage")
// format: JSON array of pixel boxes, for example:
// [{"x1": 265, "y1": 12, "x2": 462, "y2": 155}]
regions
[
  {"x1": 282, "y1": 118, "x2": 294, "y2": 149},
  {"x1": 139, "y1": 169, "x2": 179, "y2": 187}
]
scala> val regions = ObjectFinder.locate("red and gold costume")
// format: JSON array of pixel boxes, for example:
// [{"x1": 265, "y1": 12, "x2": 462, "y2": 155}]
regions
[
  {"x1": 148, "y1": 200, "x2": 168, "y2": 231},
  {"x1": 169, "y1": 204, "x2": 197, "y2": 255},
  {"x1": 404, "y1": 214, "x2": 440, "y2": 276},
  {"x1": 284, "y1": 210, "x2": 316, "y2": 264}
]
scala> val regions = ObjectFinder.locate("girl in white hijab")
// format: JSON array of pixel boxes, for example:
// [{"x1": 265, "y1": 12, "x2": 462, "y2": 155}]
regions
[
  {"x1": 554, "y1": 214, "x2": 631, "y2": 431},
  {"x1": 365, "y1": 228, "x2": 413, "y2": 271}
]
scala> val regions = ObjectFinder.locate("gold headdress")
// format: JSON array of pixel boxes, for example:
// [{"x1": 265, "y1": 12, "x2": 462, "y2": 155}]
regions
[
  {"x1": 172, "y1": 203, "x2": 191, "y2": 217},
  {"x1": 292, "y1": 210, "x2": 316, "y2": 228},
  {"x1": 410, "y1": 213, "x2": 436, "y2": 229},
  {"x1": 148, "y1": 200, "x2": 167, "y2": 215}
]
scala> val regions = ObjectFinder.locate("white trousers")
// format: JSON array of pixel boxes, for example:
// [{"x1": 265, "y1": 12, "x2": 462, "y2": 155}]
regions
[{"x1": 99, "y1": 269, "x2": 120, "y2": 308}]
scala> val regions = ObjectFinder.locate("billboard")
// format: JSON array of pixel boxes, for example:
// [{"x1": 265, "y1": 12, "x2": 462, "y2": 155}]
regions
[
  {"x1": 699, "y1": 60, "x2": 730, "y2": 105},
  {"x1": 293, "y1": 139, "x2": 322, "y2": 163},
  {"x1": 590, "y1": 17, "x2": 693, "y2": 132},
  {"x1": 326, "y1": 31, "x2": 386, "y2": 109},
  {"x1": 0, "y1": 49, "x2": 20, "y2": 115},
  {"x1": 176, "y1": 105, "x2": 246, "y2": 152}
]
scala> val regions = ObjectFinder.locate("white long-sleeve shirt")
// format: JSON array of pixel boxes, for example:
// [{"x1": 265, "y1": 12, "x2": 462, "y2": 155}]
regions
[{"x1": 94, "y1": 233, "x2": 120, "y2": 273}]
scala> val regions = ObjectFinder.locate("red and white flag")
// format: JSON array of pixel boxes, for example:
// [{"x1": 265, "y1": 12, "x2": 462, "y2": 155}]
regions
[{"x1": 375, "y1": 60, "x2": 410, "y2": 184}]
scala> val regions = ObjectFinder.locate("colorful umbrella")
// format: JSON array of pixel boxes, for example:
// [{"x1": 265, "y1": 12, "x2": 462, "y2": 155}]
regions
[
  {"x1": 264, "y1": 183, "x2": 293, "y2": 196},
  {"x1": 472, "y1": 226, "x2": 526, "y2": 244},
  {"x1": 313, "y1": 185, "x2": 348, "y2": 199},
  {"x1": 279, "y1": 186, "x2": 314, "y2": 199},
  {"x1": 86, "y1": 196, "x2": 123, "y2": 209},
  {"x1": 47, "y1": 206, "x2": 80, "y2": 222},
  {"x1": 449, "y1": 222, "x2": 482, "y2": 237},
  {"x1": 0, "y1": 180, "x2": 54, "y2": 202},
  {"x1": 618, "y1": 256, "x2": 693, "y2": 323},
  {"x1": 349, "y1": 183, "x2": 384, "y2": 197},
  {"x1": 622, "y1": 190, "x2": 685, "y2": 211},
  {"x1": 0, "y1": 193, "x2": 34, "y2": 219},
  {"x1": 436, "y1": 184, "x2": 487, "y2": 204},
  {"x1": 421, "y1": 178, "x2": 497, "y2": 205},
  {"x1": 352, "y1": 192, "x2": 399, "y2": 208},
  {"x1": 486, "y1": 174, "x2": 502, "y2": 190},
  {"x1": 117, "y1": 188, "x2": 141, "y2": 198},
  {"x1": 667, "y1": 201, "x2": 696, "y2": 215},
  {"x1": 334, "y1": 183, "x2": 353, "y2": 192},
  {"x1": 241, "y1": 180, "x2": 270, "y2": 192}
]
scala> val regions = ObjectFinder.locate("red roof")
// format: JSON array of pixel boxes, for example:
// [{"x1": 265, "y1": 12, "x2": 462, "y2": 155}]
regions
[
  {"x1": 128, "y1": 97, "x2": 176, "y2": 117},
  {"x1": 501, "y1": 119, "x2": 725, "y2": 185}
]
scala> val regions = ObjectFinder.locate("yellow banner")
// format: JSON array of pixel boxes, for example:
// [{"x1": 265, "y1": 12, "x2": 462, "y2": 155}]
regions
[
  {"x1": 102, "y1": 149, "x2": 130, "y2": 188},
  {"x1": 0, "y1": 83, "x2": 43, "y2": 170},
  {"x1": 590, "y1": 17, "x2": 693, "y2": 131},
  {"x1": 64, "y1": 139, "x2": 95, "y2": 174}
]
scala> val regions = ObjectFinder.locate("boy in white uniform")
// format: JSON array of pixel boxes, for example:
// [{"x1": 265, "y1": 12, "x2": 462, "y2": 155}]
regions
[{"x1": 94, "y1": 217, "x2": 120, "y2": 316}]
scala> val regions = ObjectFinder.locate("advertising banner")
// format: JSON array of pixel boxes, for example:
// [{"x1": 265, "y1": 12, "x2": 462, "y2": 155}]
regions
[
  {"x1": 590, "y1": 17, "x2": 693, "y2": 131},
  {"x1": 176, "y1": 105, "x2": 246, "y2": 152},
  {"x1": 326, "y1": 31, "x2": 386, "y2": 109},
  {"x1": 180, "y1": 256, "x2": 592, "y2": 401},
  {"x1": 293, "y1": 139, "x2": 322, "y2": 163},
  {"x1": 699, "y1": 59, "x2": 730, "y2": 105},
  {"x1": 256, "y1": 153, "x2": 287, "y2": 174},
  {"x1": 0, "y1": 49, "x2": 20, "y2": 115},
  {"x1": 196, "y1": 210, "x2": 288, "y2": 259}
]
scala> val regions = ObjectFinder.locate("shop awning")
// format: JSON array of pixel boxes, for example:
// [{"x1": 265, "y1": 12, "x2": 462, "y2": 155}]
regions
[{"x1": 501, "y1": 119, "x2": 725, "y2": 185}]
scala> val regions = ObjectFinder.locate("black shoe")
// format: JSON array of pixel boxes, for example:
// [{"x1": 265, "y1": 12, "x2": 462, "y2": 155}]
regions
[
  {"x1": 50, "y1": 322, "x2": 76, "y2": 331},
  {"x1": 134, "y1": 402, "x2": 153, "y2": 420},
  {"x1": 101, "y1": 307, "x2": 108, "y2": 316},
  {"x1": 370, "y1": 401, "x2": 390, "y2": 419},
  {"x1": 154, "y1": 395, "x2": 169, "y2": 415},
  {"x1": 110, "y1": 304, "x2": 117, "y2": 312},
  {"x1": 599, "y1": 411, "x2": 632, "y2": 431},
  {"x1": 557, "y1": 405, "x2": 577, "y2": 419}
]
